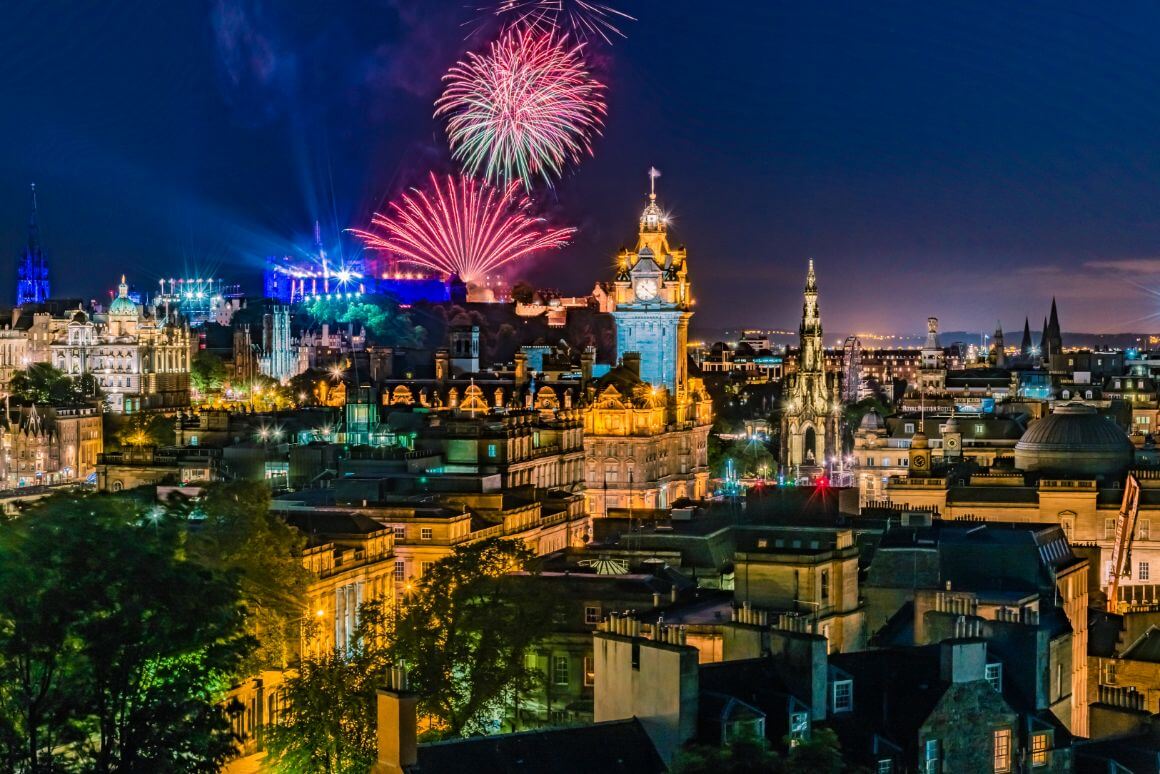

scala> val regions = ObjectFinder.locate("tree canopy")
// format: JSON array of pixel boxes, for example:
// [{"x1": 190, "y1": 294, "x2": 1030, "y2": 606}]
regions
[
  {"x1": 181, "y1": 482, "x2": 312, "y2": 674},
  {"x1": 190, "y1": 351, "x2": 227, "y2": 396},
  {"x1": 0, "y1": 493, "x2": 252, "y2": 771},
  {"x1": 7, "y1": 363, "x2": 101, "y2": 405},
  {"x1": 302, "y1": 294, "x2": 425, "y2": 347}
]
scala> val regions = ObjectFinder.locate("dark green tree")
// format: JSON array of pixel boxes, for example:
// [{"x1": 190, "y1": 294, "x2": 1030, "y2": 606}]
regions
[
  {"x1": 7, "y1": 362, "x2": 98, "y2": 405},
  {"x1": 114, "y1": 411, "x2": 175, "y2": 448},
  {"x1": 263, "y1": 615, "x2": 385, "y2": 774},
  {"x1": 302, "y1": 295, "x2": 425, "y2": 347},
  {"x1": 673, "y1": 735, "x2": 783, "y2": 774},
  {"x1": 181, "y1": 482, "x2": 311, "y2": 673},
  {"x1": 190, "y1": 351, "x2": 227, "y2": 395},
  {"x1": 389, "y1": 538, "x2": 559, "y2": 736},
  {"x1": 0, "y1": 494, "x2": 252, "y2": 771}
]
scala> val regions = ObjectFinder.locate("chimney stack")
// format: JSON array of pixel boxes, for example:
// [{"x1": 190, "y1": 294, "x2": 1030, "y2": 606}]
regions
[
  {"x1": 581, "y1": 346, "x2": 596, "y2": 386},
  {"x1": 622, "y1": 352, "x2": 641, "y2": 378},
  {"x1": 373, "y1": 668, "x2": 418, "y2": 774}
]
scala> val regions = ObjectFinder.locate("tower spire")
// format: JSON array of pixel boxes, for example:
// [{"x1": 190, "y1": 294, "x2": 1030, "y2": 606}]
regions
[
  {"x1": 27, "y1": 183, "x2": 38, "y2": 248},
  {"x1": 806, "y1": 258, "x2": 816, "y2": 292},
  {"x1": 648, "y1": 166, "x2": 660, "y2": 201}
]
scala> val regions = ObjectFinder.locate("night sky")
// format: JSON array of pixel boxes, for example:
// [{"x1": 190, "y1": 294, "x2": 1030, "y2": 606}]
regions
[{"x1": 3, "y1": 1, "x2": 1160, "y2": 337}]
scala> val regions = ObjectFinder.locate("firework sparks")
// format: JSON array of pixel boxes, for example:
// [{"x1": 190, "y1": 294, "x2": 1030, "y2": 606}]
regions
[
  {"x1": 436, "y1": 25, "x2": 606, "y2": 189},
  {"x1": 351, "y1": 172, "x2": 576, "y2": 284},
  {"x1": 487, "y1": 0, "x2": 634, "y2": 44}
]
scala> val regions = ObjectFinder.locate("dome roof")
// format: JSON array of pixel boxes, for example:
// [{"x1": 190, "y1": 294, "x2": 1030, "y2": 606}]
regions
[
  {"x1": 859, "y1": 410, "x2": 885, "y2": 431},
  {"x1": 1014, "y1": 403, "x2": 1133, "y2": 477},
  {"x1": 108, "y1": 296, "x2": 137, "y2": 316},
  {"x1": 108, "y1": 274, "x2": 137, "y2": 317}
]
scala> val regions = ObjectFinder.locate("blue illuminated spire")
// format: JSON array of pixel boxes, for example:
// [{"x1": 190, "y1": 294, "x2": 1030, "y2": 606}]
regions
[{"x1": 15, "y1": 183, "x2": 50, "y2": 306}]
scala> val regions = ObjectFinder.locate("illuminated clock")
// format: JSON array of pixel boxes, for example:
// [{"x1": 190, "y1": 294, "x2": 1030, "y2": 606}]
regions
[
  {"x1": 634, "y1": 277, "x2": 658, "y2": 301},
  {"x1": 913, "y1": 455, "x2": 927, "y2": 468},
  {"x1": 945, "y1": 437, "x2": 960, "y2": 451}
]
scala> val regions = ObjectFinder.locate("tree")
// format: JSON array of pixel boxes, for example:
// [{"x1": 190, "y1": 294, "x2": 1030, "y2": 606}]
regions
[
  {"x1": 389, "y1": 538, "x2": 560, "y2": 736},
  {"x1": 264, "y1": 619, "x2": 385, "y2": 773},
  {"x1": 190, "y1": 351, "x2": 227, "y2": 396},
  {"x1": 302, "y1": 294, "x2": 425, "y2": 347},
  {"x1": 114, "y1": 411, "x2": 175, "y2": 448},
  {"x1": 266, "y1": 539, "x2": 558, "y2": 766},
  {"x1": 181, "y1": 482, "x2": 311, "y2": 674},
  {"x1": 0, "y1": 494, "x2": 252, "y2": 771},
  {"x1": 673, "y1": 735, "x2": 783, "y2": 774},
  {"x1": 672, "y1": 729, "x2": 846, "y2": 774},
  {"x1": 7, "y1": 362, "x2": 98, "y2": 405}
]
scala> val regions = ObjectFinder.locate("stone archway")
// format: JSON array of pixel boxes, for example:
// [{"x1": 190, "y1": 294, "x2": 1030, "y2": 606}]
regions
[{"x1": 804, "y1": 425, "x2": 818, "y2": 464}]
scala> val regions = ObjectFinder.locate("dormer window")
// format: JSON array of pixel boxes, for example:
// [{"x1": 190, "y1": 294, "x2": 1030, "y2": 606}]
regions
[{"x1": 832, "y1": 679, "x2": 853, "y2": 712}]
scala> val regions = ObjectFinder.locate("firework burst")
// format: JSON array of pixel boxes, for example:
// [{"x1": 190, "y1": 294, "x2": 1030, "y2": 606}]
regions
[
  {"x1": 351, "y1": 172, "x2": 576, "y2": 284},
  {"x1": 436, "y1": 25, "x2": 606, "y2": 189},
  {"x1": 487, "y1": 0, "x2": 635, "y2": 44}
]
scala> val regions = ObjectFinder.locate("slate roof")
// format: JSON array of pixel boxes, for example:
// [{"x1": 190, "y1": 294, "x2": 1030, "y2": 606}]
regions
[
  {"x1": 415, "y1": 718, "x2": 664, "y2": 773},
  {"x1": 1122, "y1": 625, "x2": 1160, "y2": 663}
]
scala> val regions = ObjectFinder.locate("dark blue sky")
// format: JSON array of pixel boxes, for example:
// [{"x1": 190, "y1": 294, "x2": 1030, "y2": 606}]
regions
[{"x1": 3, "y1": 1, "x2": 1160, "y2": 336}]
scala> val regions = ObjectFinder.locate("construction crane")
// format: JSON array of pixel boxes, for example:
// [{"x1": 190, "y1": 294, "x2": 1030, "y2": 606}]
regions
[{"x1": 1107, "y1": 473, "x2": 1142, "y2": 614}]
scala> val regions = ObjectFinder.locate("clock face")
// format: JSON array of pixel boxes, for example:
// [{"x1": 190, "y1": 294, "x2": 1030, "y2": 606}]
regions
[
  {"x1": 634, "y1": 277, "x2": 658, "y2": 301},
  {"x1": 913, "y1": 455, "x2": 927, "y2": 468},
  {"x1": 946, "y1": 437, "x2": 959, "y2": 449}
]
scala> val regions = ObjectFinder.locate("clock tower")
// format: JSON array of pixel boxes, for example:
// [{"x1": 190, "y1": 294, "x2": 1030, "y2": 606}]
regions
[{"x1": 611, "y1": 169, "x2": 693, "y2": 394}]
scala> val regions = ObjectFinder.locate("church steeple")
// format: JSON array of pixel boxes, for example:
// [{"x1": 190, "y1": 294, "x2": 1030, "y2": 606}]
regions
[
  {"x1": 781, "y1": 259, "x2": 838, "y2": 472},
  {"x1": 15, "y1": 183, "x2": 50, "y2": 306},
  {"x1": 1020, "y1": 317, "x2": 1033, "y2": 358}
]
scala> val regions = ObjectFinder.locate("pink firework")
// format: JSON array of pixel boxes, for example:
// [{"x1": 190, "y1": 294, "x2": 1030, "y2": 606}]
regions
[
  {"x1": 487, "y1": 0, "x2": 635, "y2": 44},
  {"x1": 352, "y1": 172, "x2": 576, "y2": 284},
  {"x1": 436, "y1": 25, "x2": 606, "y2": 189}
]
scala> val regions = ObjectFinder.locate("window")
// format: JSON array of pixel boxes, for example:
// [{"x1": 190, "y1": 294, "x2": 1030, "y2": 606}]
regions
[
  {"x1": 583, "y1": 655, "x2": 595, "y2": 687},
  {"x1": 788, "y1": 711, "x2": 809, "y2": 745},
  {"x1": 487, "y1": 443, "x2": 497, "y2": 458},
  {"x1": 420, "y1": 527, "x2": 433, "y2": 541},
  {"x1": 832, "y1": 680, "x2": 853, "y2": 712},
  {"x1": 975, "y1": 423, "x2": 986, "y2": 434},
  {"x1": 866, "y1": 457, "x2": 874, "y2": 466},
  {"x1": 1141, "y1": 520, "x2": 1151, "y2": 540},
  {"x1": 553, "y1": 655, "x2": 569, "y2": 686},
  {"x1": 393, "y1": 525, "x2": 405, "y2": 540},
  {"x1": 757, "y1": 538, "x2": 768, "y2": 548},
  {"x1": 1061, "y1": 390, "x2": 1070, "y2": 399},
  {"x1": 902, "y1": 458, "x2": 909, "y2": 467},
  {"x1": 985, "y1": 663, "x2": 1002, "y2": 693},
  {"x1": 993, "y1": 728, "x2": 1011, "y2": 773},
  {"x1": 394, "y1": 560, "x2": 405, "y2": 581},
  {"x1": 820, "y1": 570, "x2": 830, "y2": 601},
  {"x1": 584, "y1": 605, "x2": 601, "y2": 625},
  {"x1": 1105, "y1": 518, "x2": 1118, "y2": 540},
  {"x1": 1031, "y1": 733, "x2": 1048, "y2": 767},
  {"x1": 924, "y1": 739, "x2": 940, "y2": 774},
  {"x1": 421, "y1": 561, "x2": 434, "y2": 576},
  {"x1": 1085, "y1": 390, "x2": 1093, "y2": 400},
  {"x1": 1141, "y1": 561, "x2": 1150, "y2": 581},
  {"x1": 904, "y1": 423, "x2": 915, "y2": 433},
  {"x1": 877, "y1": 761, "x2": 893, "y2": 774}
]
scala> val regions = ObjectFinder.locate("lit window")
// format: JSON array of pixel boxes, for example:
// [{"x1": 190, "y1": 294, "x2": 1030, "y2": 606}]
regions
[
  {"x1": 1031, "y1": 733, "x2": 1048, "y2": 767},
  {"x1": 487, "y1": 443, "x2": 497, "y2": 458},
  {"x1": 924, "y1": 739, "x2": 940, "y2": 773},
  {"x1": 821, "y1": 569, "x2": 830, "y2": 601},
  {"x1": 1141, "y1": 520, "x2": 1151, "y2": 540},
  {"x1": 975, "y1": 424, "x2": 985, "y2": 434},
  {"x1": 1140, "y1": 562, "x2": 1150, "y2": 581},
  {"x1": 394, "y1": 560, "x2": 405, "y2": 581},
  {"x1": 832, "y1": 680, "x2": 853, "y2": 712},
  {"x1": 1105, "y1": 518, "x2": 1118, "y2": 540},
  {"x1": 421, "y1": 527, "x2": 433, "y2": 541},
  {"x1": 393, "y1": 525, "x2": 405, "y2": 540},
  {"x1": 553, "y1": 655, "x2": 569, "y2": 686},
  {"x1": 877, "y1": 761, "x2": 893, "y2": 774},
  {"x1": 904, "y1": 423, "x2": 915, "y2": 433},
  {"x1": 583, "y1": 655, "x2": 595, "y2": 687},
  {"x1": 584, "y1": 605, "x2": 601, "y2": 625},
  {"x1": 993, "y1": 728, "x2": 1011, "y2": 773},
  {"x1": 985, "y1": 663, "x2": 1002, "y2": 693}
]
